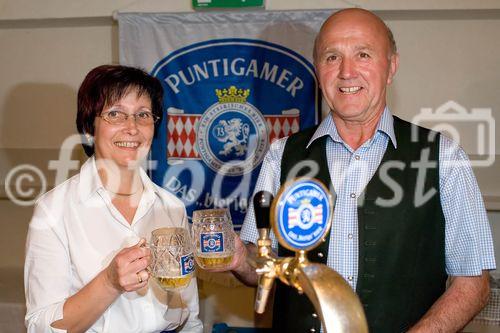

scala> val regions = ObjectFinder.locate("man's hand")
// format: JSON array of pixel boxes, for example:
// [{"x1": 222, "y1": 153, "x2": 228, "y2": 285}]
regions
[
  {"x1": 200, "y1": 233, "x2": 259, "y2": 286},
  {"x1": 200, "y1": 233, "x2": 247, "y2": 272},
  {"x1": 408, "y1": 271, "x2": 490, "y2": 333}
]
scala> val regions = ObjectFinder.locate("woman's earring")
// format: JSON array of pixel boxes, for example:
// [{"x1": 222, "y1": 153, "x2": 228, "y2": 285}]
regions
[{"x1": 85, "y1": 134, "x2": 94, "y2": 145}]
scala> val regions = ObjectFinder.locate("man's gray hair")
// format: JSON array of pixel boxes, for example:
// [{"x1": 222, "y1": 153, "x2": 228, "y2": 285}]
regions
[{"x1": 386, "y1": 23, "x2": 397, "y2": 54}]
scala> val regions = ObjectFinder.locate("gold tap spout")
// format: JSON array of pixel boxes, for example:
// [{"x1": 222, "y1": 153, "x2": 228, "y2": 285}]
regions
[
  {"x1": 268, "y1": 251, "x2": 368, "y2": 332},
  {"x1": 252, "y1": 249, "x2": 368, "y2": 332},
  {"x1": 296, "y1": 262, "x2": 369, "y2": 333}
]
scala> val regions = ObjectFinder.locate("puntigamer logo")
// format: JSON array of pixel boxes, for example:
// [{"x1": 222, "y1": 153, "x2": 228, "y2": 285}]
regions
[
  {"x1": 275, "y1": 179, "x2": 332, "y2": 251},
  {"x1": 151, "y1": 38, "x2": 319, "y2": 226},
  {"x1": 196, "y1": 86, "x2": 268, "y2": 176}
]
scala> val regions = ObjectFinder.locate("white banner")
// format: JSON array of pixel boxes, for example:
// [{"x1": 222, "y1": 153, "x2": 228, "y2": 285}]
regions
[
  {"x1": 118, "y1": 11, "x2": 331, "y2": 228},
  {"x1": 118, "y1": 11, "x2": 331, "y2": 71}
]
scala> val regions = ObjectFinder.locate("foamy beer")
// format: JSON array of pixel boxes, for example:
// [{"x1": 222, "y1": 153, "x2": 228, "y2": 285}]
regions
[
  {"x1": 149, "y1": 227, "x2": 195, "y2": 290},
  {"x1": 192, "y1": 208, "x2": 235, "y2": 269}
]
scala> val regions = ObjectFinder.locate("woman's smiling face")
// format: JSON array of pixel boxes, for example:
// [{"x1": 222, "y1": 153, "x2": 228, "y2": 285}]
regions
[{"x1": 93, "y1": 89, "x2": 154, "y2": 169}]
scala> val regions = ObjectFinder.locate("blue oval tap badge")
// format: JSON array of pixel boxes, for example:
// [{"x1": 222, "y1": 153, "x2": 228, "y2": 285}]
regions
[{"x1": 273, "y1": 178, "x2": 333, "y2": 251}]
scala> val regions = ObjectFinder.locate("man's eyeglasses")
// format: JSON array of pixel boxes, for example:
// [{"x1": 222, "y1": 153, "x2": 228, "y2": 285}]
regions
[{"x1": 99, "y1": 110, "x2": 159, "y2": 126}]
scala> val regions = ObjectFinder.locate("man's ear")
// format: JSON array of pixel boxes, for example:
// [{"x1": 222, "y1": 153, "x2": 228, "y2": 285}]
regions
[
  {"x1": 387, "y1": 52, "x2": 399, "y2": 85},
  {"x1": 314, "y1": 67, "x2": 322, "y2": 89}
]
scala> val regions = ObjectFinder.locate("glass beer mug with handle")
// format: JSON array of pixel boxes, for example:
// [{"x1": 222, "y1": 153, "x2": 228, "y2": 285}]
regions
[
  {"x1": 192, "y1": 208, "x2": 235, "y2": 269},
  {"x1": 149, "y1": 227, "x2": 195, "y2": 291}
]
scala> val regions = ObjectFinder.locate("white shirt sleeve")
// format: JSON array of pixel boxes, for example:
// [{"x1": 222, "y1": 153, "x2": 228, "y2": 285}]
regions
[
  {"x1": 439, "y1": 135, "x2": 496, "y2": 276},
  {"x1": 239, "y1": 137, "x2": 287, "y2": 249},
  {"x1": 177, "y1": 280, "x2": 203, "y2": 332},
  {"x1": 24, "y1": 200, "x2": 70, "y2": 333}
]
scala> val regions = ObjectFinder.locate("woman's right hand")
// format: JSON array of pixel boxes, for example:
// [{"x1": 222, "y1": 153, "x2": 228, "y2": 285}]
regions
[{"x1": 104, "y1": 238, "x2": 151, "y2": 293}]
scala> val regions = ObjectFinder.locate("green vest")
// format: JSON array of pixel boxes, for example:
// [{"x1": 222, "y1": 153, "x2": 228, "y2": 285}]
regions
[{"x1": 273, "y1": 116, "x2": 447, "y2": 333}]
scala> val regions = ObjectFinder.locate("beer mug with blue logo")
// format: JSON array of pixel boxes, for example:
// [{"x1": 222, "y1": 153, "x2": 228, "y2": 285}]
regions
[
  {"x1": 192, "y1": 208, "x2": 235, "y2": 269},
  {"x1": 149, "y1": 227, "x2": 195, "y2": 290}
]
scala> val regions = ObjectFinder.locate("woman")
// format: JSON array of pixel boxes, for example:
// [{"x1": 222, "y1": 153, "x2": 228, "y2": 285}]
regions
[{"x1": 24, "y1": 65, "x2": 203, "y2": 332}]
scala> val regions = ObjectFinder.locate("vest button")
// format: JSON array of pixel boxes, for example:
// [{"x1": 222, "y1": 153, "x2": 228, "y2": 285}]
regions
[
  {"x1": 312, "y1": 313, "x2": 318, "y2": 318},
  {"x1": 310, "y1": 329, "x2": 316, "y2": 332},
  {"x1": 317, "y1": 252, "x2": 324, "y2": 258}
]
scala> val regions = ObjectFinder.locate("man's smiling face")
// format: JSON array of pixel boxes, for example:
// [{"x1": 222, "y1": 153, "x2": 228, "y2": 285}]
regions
[{"x1": 314, "y1": 9, "x2": 399, "y2": 123}]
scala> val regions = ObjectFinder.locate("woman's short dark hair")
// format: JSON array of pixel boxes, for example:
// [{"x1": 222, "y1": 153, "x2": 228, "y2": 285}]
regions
[{"x1": 76, "y1": 64, "x2": 164, "y2": 157}]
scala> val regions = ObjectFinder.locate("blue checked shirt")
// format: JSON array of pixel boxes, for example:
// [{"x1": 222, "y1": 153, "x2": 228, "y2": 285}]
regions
[{"x1": 240, "y1": 107, "x2": 496, "y2": 291}]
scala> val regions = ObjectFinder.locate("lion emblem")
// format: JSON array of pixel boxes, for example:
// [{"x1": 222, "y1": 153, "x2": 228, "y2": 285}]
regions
[{"x1": 212, "y1": 118, "x2": 250, "y2": 156}]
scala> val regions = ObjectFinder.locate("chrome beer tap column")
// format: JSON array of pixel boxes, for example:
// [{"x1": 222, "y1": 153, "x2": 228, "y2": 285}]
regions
[{"x1": 252, "y1": 179, "x2": 368, "y2": 333}]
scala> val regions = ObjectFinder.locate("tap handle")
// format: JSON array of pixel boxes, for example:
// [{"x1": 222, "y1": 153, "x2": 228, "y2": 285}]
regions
[{"x1": 253, "y1": 191, "x2": 273, "y2": 230}]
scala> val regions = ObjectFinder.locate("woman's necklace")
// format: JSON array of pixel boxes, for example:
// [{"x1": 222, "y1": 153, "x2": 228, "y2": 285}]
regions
[{"x1": 106, "y1": 185, "x2": 144, "y2": 197}]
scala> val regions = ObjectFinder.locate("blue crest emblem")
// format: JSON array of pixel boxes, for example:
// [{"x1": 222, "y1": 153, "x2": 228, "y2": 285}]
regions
[
  {"x1": 196, "y1": 87, "x2": 268, "y2": 176},
  {"x1": 200, "y1": 232, "x2": 224, "y2": 253},
  {"x1": 151, "y1": 38, "x2": 319, "y2": 228},
  {"x1": 181, "y1": 253, "x2": 195, "y2": 276},
  {"x1": 274, "y1": 179, "x2": 333, "y2": 251}
]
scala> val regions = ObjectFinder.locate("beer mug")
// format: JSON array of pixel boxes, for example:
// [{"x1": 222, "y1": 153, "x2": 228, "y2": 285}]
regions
[
  {"x1": 149, "y1": 227, "x2": 195, "y2": 291},
  {"x1": 192, "y1": 208, "x2": 235, "y2": 269}
]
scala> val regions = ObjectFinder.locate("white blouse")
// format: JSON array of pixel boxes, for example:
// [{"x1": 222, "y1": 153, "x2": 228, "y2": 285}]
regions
[{"x1": 24, "y1": 157, "x2": 203, "y2": 333}]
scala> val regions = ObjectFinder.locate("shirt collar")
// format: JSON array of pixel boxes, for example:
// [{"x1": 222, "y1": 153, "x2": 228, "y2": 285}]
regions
[
  {"x1": 77, "y1": 156, "x2": 159, "y2": 202},
  {"x1": 77, "y1": 156, "x2": 102, "y2": 202},
  {"x1": 306, "y1": 106, "x2": 397, "y2": 149},
  {"x1": 138, "y1": 165, "x2": 160, "y2": 198}
]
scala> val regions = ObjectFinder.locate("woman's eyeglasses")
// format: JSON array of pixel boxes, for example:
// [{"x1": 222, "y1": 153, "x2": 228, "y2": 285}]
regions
[{"x1": 99, "y1": 110, "x2": 159, "y2": 126}]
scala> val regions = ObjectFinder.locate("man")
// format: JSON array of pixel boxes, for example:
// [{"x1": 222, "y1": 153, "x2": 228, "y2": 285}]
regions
[{"x1": 216, "y1": 8, "x2": 495, "y2": 332}]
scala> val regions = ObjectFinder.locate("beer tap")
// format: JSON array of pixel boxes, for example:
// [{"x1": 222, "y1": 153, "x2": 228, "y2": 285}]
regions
[
  {"x1": 253, "y1": 191, "x2": 276, "y2": 313},
  {"x1": 252, "y1": 179, "x2": 368, "y2": 333}
]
